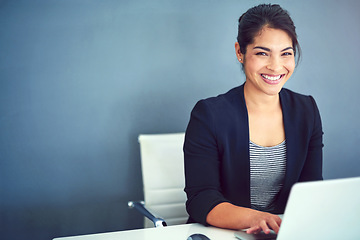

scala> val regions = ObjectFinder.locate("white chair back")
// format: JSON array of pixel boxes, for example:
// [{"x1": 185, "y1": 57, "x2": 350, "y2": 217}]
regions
[{"x1": 138, "y1": 133, "x2": 188, "y2": 228}]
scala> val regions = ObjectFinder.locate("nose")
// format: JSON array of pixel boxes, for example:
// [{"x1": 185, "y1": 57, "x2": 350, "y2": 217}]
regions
[{"x1": 266, "y1": 56, "x2": 282, "y2": 72}]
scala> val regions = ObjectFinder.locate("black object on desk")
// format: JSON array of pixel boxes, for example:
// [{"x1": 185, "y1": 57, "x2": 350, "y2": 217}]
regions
[{"x1": 187, "y1": 233, "x2": 210, "y2": 240}]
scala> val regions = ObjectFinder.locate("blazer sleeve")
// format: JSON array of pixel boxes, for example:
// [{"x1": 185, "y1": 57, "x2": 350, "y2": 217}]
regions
[
  {"x1": 299, "y1": 96, "x2": 324, "y2": 181},
  {"x1": 183, "y1": 100, "x2": 229, "y2": 225}
]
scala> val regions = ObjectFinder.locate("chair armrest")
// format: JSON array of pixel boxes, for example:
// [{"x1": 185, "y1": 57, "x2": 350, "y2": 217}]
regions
[{"x1": 128, "y1": 201, "x2": 167, "y2": 227}]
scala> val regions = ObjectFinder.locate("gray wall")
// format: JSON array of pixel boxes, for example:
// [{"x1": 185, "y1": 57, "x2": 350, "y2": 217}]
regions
[{"x1": 1, "y1": 0, "x2": 359, "y2": 239}]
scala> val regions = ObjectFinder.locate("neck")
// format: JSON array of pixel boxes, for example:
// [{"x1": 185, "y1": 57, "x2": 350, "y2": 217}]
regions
[{"x1": 243, "y1": 81, "x2": 280, "y2": 111}]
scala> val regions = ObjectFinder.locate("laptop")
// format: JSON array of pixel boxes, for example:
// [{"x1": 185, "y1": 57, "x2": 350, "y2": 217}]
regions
[{"x1": 234, "y1": 177, "x2": 360, "y2": 240}]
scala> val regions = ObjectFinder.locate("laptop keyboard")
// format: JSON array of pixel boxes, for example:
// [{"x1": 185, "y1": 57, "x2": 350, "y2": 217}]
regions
[{"x1": 234, "y1": 231, "x2": 277, "y2": 240}]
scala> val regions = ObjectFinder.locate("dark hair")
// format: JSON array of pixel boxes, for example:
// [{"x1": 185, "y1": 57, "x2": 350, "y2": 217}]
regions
[{"x1": 237, "y1": 4, "x2": 301, "y2": 64}]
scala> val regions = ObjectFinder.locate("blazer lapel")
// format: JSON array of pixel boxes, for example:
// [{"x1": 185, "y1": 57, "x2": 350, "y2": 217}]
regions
[{"x1": 276, "y1": 90, "x2": 302, "y2": 212}]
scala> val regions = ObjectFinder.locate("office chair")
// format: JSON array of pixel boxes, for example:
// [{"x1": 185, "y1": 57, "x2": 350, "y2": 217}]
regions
[{"x1": 128, "y1": 133, "x2": 188, "y2": 228}]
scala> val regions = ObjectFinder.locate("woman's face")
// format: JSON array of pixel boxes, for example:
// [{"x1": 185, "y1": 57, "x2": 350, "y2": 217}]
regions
[{"x1": 236, "y1": 27, "x2": 295, "y2": 97}]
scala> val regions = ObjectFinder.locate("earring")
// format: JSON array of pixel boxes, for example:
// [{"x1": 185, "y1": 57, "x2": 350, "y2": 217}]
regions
[{"x1": 239, "y1": 58, "x2": 242, "y2": 61}]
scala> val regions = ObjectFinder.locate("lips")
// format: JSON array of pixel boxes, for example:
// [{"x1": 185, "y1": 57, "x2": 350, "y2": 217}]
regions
[{"x1": 261, "y1": 74, "x2": 285, "y2": 85}]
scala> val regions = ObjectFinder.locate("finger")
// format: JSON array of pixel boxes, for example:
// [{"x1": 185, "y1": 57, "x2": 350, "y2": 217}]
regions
[
  {"x1": 268, "y1": 219, "x2": 280, "y2": 234},
  {"x1": 270, "y1": 215, "x2": 282, "y2": 233},
  {"x1": 276, "y1": 216, "x2": 282, "y2": 227},
  {"x1": 246, "y1": 226, "x2": 261, "y2": 234},
  {"x1": 259, "y1": 220, "x2": 271, "y2": 234},
  {"x1": 246, "y1": 226, "x2": 259, "y2": 234},
  {"x1": 273, "y1": 215, "x2": 282, "y2": 225}
]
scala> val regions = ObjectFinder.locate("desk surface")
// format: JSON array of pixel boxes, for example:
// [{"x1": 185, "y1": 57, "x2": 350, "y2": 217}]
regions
[{"x1": 53, "y1": 224, "x2": 237, "y2": 240}]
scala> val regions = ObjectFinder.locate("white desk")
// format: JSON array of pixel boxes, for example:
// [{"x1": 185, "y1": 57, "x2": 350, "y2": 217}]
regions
[{"x1": 53, "y1": 223, "x2": 237, "y2": 240}]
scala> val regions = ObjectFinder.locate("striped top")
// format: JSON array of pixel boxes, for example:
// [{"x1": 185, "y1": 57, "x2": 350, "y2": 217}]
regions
[{"x1": 249, "y1": 140, "x2": 287, "y2": 212}]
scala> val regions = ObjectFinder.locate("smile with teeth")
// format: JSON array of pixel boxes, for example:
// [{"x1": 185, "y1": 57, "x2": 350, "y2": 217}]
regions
[{"x1": 261, "y1": 74, "x2": 284, "y2": 81}]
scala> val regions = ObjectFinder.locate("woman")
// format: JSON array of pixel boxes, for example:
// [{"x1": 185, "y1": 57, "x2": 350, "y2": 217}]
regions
[{"x1": 183, "y1": 4, "x2": 323, "y2": 234}]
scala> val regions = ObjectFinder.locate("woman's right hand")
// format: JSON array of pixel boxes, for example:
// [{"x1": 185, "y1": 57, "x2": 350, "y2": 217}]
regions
[
  {"x1": 245, "y1": 210, "x2": 282, "y2": 234},
  {"x1": 206, "y1": 202, "x2": 282, "y2": 234}
]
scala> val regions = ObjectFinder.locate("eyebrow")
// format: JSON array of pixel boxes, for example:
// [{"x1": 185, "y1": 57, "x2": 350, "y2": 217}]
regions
[{"x1": 253, "y1": 46, "x2": 294, "y2": 52}]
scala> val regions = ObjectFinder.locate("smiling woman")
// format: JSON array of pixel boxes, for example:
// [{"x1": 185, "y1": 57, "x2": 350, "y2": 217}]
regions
[
  {"x1": 184, "y1": 3, "x2": 323, "y2": 236},
  {"x1": 237, "y1": 27, "x2": 295, "y2": 97},
  {"x1": 236, "y1": 4, "x2": 301, "y2": 65}
]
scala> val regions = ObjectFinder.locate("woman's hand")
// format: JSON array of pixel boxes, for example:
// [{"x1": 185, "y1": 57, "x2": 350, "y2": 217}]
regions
[
  {"x1": 245, "y1": 210, "x2": 282, "y2": 234},
  {"x1": 206, "y1": 202, "x2": 282, "y2": 234}
]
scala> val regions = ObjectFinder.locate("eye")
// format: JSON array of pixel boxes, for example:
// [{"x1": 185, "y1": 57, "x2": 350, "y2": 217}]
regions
[
  {"x1": 256, "y1": 52, "x2": 268, "y2": 56},
  {"x1": 282, "y1": 52, "x2": 293, "y2": 56}
]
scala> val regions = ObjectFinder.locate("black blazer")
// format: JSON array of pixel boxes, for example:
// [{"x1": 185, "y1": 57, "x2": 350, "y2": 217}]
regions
[{"x1": 184, "y1": 84, "x2": 323, "y2": 225}]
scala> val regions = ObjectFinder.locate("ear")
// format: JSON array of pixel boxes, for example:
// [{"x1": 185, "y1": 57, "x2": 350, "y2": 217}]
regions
[{"x1": 235, "y1": 42, "x2": 244, "y2": 63}]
